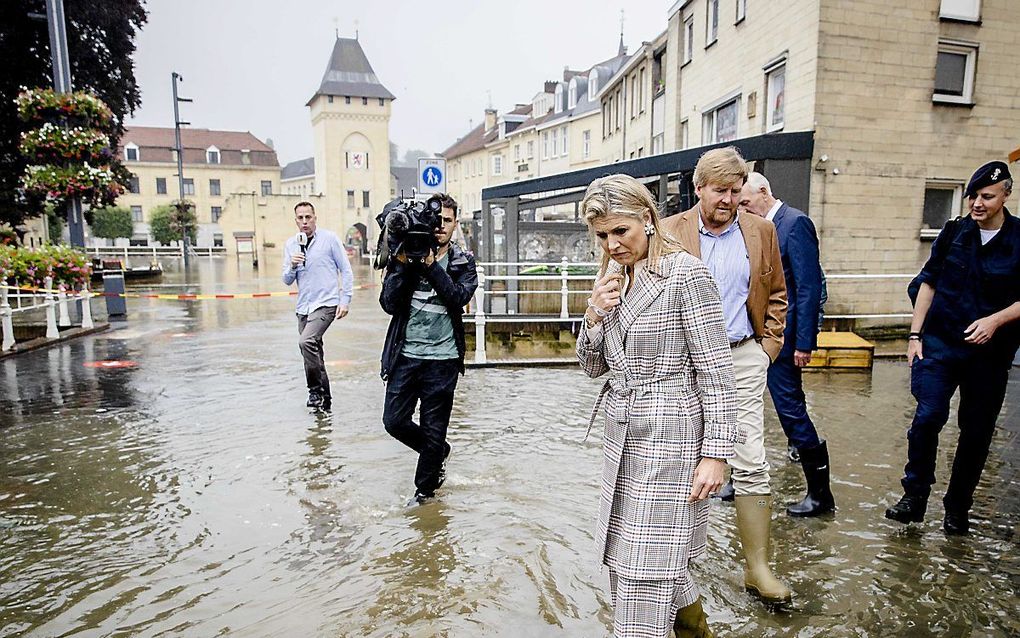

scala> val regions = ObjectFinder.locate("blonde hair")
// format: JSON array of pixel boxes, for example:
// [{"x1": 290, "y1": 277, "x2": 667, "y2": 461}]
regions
[
  {"x1": 580, "y1": 174, "x2": 684, "y2": 276},
  {"x1": 693, "y1": 146, "x2": 749, "y2": 188}
]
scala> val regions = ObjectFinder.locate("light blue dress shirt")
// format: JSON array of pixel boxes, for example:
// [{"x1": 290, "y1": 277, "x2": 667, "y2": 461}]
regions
[
  {"x1": 281, "y1": 229, "x2": 354, "y2": 315},
  {"x1": 698, "y1": 212, "x2": 753, "y2": 343}
]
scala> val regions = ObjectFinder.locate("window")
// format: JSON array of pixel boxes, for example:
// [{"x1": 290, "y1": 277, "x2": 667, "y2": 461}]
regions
[
  {"x1": 211, "y1": 206, "x2": 222, "y2": 223},
  {"x1": 131, "y1": 205, "x2": 143, "y2": 222},
  {"x1": 206, "y1": 147, "x2": 220, "y2": 164},
  {"x1": 934, "y1": 40, "x2": 977, "y2": 104},
  {"x1": 379, "y1": 98, "x2": 385, "y2": 106},
  {"x1": 560, "y1": 126, "x2": 568, "y2": 156},
  {"x1": 128, "y1": 174, "x2": 140, "y2": 194},
  {"x1": 493, "y1": 155, "x2": 503, "y2": 176},
  {"x1": 554, "y1": 84, "x2": 564, "y2": 113},
  {"x1": 241, "y1": 150, "x2": 251, "y2": 165},
  {"x1": 362, "y1": 97, "x2": 368, "y2": 105},
  {"x1": 652, "y1": 133, "x2": 664, "y2": 155},
  {"x1": 630, "y1": 76, "x2": 637, "y2": 117},
  {"x1": 684, "y1": 16, "x2": 694, "y2": 64},
  {"x1": 183, "y1": 178, "x2": 195, "y2": 196},
  {"x1": 583, "y1": 130, "x2": 591, "y2": 159},
  {"x1": 514, "y1": 144, "x2": 520, "y2": 161},
  {"x1": 156, "y1": 177, "x2": 167, "y2": 194},
  {"x1": 703, "y1": 98, "x2": 739, "y2": 144},
  {"x1": 680, "y1": 120, "x2": 689, "y2": 149},
  {"x1": 527, "y1": 140, "x2": 534, "y2": 159},
  {"x1": 939, "y1": 0, "x2": 980, "y2": 21},
  {"x1": 346, "y1": 190, "x2": 355, "y2": 208},
  {"x1": 260, "y1": 180, "x2": 272, "y2": 196},
  {"x1": 551, "y1": 128, "x2": 558, "y2": 158},
  {"x1": 588, "y1": 69, "x2": 599, "y2": 100},
  {"x1": 543, "y1": 131, "x2": 550, "y2": 159},
  {"x1": 362, "y1": 190, "x2": 370, "y2": 208},
  {"x1": 736, "y1": 0, "x2": 747, "y2": 23},
  {"x1": 328, "y1": 95, "x2": 334, "y2": 103},
  {"x1": 125, "y1": 144, "x2": 139, "y2": 161},
  {"x1": 922, "y1": 182, "x2": 963, "y2": 237},
  {"x1": 568, "y1": 79, "x2": 578, "y2": 109},
  {"x1": 639, "y1": 67, "x2": 645, "y2": 113},
  {"x1": 765, "y1": 63, "x2": 786, "y2": 131},
  {"x1": 706, "y1": 0, "x2": 719, "y2": 46},
  {"x1": 345, "y1": 96, "x2": 351, "y2": 104},
  {"x1": 209, "y1": 179, "x2": 221, "y2": 196}
]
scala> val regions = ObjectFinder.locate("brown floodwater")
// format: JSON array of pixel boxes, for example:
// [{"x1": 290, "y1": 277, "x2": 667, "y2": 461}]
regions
[{"x1": 1, "y1": 256, "x2": 1017, "y2": 637}]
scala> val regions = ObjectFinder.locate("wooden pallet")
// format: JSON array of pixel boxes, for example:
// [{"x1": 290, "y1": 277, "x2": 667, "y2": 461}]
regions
[{"x1": 805, "y1": 331, "x2": 875, "y2": 369}]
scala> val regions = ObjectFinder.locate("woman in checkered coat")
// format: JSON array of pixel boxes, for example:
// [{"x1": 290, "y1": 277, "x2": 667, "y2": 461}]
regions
[{"x1": 577, "y1": 174, "x2": 739, "y2": 638}]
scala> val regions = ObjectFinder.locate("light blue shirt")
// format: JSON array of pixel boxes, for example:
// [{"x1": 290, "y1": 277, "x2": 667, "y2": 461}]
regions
[
  {"x1": 281, "y1": 229, "x2": 354, "y2": 315},
  {"x1": 698, "y1": 212, "x2": 754, "y2": 343}
]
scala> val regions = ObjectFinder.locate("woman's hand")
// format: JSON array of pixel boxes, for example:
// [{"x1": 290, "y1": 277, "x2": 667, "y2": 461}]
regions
[
  {"x1": 586, "y1": 273, "x2": 624, "y2": 324},
  {"x1": 689, "y1": 458, "x2": 727, "y2": 502}
]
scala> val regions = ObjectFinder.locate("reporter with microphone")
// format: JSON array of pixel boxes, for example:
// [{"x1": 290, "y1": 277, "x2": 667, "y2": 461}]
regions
[{"x1": 283, "y1": 201, "x2": 354, "y2": 410}]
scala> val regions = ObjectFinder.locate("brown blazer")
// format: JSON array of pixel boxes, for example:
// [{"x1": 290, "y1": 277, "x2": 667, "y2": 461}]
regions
[{"x1": 660, "y1": 205, "x2": 787, "y2": 360}]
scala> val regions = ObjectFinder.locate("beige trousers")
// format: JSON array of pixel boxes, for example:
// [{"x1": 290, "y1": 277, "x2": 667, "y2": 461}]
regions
[{"x1": 729, "y1": 339, "x2": 772, "y2": 496}]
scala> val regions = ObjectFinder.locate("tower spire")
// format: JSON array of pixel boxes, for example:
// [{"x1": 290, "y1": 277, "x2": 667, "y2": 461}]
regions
[{"x1": 618, "y1": 9, "x2": 626, "y2": 56}]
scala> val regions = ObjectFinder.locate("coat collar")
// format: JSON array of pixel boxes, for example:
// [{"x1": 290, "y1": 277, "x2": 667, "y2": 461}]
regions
[{"x1": 613, "y1": 259, "x2": 667, "y2": 341}]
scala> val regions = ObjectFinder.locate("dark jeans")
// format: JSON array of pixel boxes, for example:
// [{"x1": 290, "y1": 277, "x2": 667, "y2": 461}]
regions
[
  {"x1": 382, "y1": 354, "x2": 460, "y2": 495},
  {"x1": 297, "y1": 306, "x2": 336, "y2": 396},
  {"x1": 903, "y1": 341, "x2": 1010, "y2": 513},
  {"x1": 767, "y1": 344, "x2": 822, "y2": 451}
]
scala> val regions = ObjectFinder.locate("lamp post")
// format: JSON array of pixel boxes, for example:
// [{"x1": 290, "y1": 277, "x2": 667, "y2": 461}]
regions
[
  {"x1": 171, "y1": 72, "x2": 193, "y2": 269},
  {"x1": 250, "y1": 191, "x2": 259, "y2": 269}
]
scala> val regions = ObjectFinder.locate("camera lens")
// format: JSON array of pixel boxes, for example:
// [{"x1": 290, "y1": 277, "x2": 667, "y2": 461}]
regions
[{"x1": 427, "y1": 197, "x2": 442, "y2": 212}]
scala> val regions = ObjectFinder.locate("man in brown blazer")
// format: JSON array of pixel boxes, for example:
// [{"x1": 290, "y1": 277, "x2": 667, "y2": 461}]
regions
[{"x1": 660, "y1": 146, "x2": 791, "y2": 607}]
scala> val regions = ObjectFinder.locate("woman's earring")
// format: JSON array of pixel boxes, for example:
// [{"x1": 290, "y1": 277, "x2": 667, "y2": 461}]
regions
[{"x1": 644, "y1": 222, "x2": 656, "y2": 236}]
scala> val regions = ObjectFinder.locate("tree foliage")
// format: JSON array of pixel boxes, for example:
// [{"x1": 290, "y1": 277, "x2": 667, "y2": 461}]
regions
[
  {"x1": 90, "y1": 205, "x2": 133, "y2": 239},
  {"x1": 0, "y1": 0, "x2": 147, "y2": 227},
  {"x1": 149, "y1": 201, "x2": 197, "y2": 246}
]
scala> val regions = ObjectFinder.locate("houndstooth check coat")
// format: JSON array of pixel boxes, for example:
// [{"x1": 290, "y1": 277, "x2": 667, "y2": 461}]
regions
[{"x1": 577, "y1": 250, "x2": 740, "y2": 581}]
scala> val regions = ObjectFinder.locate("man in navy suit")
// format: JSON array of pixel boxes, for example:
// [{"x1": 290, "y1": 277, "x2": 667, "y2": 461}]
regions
[{"x1": 740, "y1": 172, "x2": 835, "y2": 517}]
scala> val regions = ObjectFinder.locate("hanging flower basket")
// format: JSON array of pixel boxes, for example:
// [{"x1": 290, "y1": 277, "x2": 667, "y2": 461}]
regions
[
  {"x1": 22, "y1": 162, "x2": 124, "y2": 203},
  {"x1": 19, "y1": 123, "x2": 112, "y2": 164},
  {"x1": 0, "y1": 244, "x2": 91, "y2": 290},
  {"x1": 15, "y1": 87, "x2": 114, "y2": 127}
]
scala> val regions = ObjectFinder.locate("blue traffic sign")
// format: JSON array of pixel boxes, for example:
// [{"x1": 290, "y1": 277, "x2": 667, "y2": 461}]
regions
[{"x1": 422, "y1": 166, "x2": 443, "y2": 188}]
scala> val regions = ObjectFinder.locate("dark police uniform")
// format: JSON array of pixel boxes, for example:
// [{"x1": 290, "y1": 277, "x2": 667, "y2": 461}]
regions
[{"x1": 900, "y1": 163, "x2": 1020, "y2": 524}]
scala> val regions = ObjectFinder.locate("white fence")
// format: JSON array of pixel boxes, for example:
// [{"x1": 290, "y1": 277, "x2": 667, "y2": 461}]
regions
[
  {"x1": 465, "y1": 261, "x2": 917, "y2": 364},
  {"x1": 90, "y1": 245, "x2": 225, "y2": 259},
  {"x1": 0, "y1": 276, "x2": 95, "y2": 352}
]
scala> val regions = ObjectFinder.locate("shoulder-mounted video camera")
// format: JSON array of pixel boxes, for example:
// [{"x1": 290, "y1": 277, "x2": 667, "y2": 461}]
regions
[{"x1": 373, "y1": 194, "x2": 444, "y2": 270}]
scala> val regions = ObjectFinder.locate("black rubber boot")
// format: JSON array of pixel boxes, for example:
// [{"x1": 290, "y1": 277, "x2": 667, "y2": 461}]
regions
[
  {"x1": 885, "y1": 494, "x2": 928, "y2": 524},
  {"x1": 714, "y1": 478, "x2": 735, "y2": 502},
  {"x1": 786, "y1": 440, "x2": 836, "y2": 517},
  {"x1": 943, "y1": 510, "x2": 970, "y2": 535}
]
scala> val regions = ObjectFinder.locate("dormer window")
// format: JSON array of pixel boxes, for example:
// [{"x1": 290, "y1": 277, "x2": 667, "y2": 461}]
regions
[
  {"x1": 124, "y1": 142, "x2": 139, "y2": 161},
  {"x1": 568, "y1": 78, "x2": 578, "y2": 109},
  {"x1": 554, "y1": 84, "x2": 564, "y2": 114},
  {"x1": 206, "y1": 146, "x2": 220, "y2": 164},
  {"x1": 588, "y1": 70, "x2": 599, "y2": 100}
]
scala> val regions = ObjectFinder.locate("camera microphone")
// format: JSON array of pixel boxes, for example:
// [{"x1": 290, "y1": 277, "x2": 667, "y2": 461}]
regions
[{"x1": 298, "y1": 232, "x2": 308, "y2": 254}]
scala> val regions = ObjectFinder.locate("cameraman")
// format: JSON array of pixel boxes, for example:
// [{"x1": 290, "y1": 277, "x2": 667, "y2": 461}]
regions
[{"x1": 380, "y1": 194, "x2": 478, "y2": 504}]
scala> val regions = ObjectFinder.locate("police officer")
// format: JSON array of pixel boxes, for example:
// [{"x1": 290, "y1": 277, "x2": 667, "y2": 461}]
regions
[{"x1": 886, "y1": 161, "x2": 1020, "y2": 535}]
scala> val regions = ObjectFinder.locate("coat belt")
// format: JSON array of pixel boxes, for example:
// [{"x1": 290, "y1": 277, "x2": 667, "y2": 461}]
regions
[{"x1": 585, "y1": 375, "x2": 686, "y2": 440}]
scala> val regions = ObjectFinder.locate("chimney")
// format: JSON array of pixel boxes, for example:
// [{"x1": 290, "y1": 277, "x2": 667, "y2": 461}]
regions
[{"x1": 484, "y1": 108, "x2": 497, "y2": 132}]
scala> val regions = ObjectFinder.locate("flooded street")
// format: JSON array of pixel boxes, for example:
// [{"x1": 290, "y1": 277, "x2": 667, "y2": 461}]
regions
[{"x1": 1, "y1": 256, "x2": 1017, "y2": 637}]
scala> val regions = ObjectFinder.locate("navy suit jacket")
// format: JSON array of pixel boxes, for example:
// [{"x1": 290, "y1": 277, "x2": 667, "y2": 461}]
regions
[{"x1": 771, "y1": 202, "x2": 823, "y2": 352}]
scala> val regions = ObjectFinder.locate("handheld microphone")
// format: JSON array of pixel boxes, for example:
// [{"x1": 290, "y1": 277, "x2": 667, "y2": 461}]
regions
[{"x1": 298, "y1": 232, "x2": 308, "y2": 254}]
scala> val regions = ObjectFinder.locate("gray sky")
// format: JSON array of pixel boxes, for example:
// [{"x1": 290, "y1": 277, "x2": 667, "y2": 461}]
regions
[{"x1": 127, "y1": 0, "x2": 670, "y2": 166}]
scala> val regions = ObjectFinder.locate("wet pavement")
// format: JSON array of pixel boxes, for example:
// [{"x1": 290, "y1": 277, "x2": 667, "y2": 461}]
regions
[{"x1": 1, "y1": 255, "x2": 1017, "y2": 637}]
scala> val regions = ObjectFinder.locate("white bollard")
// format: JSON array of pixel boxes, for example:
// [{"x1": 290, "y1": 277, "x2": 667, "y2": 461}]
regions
[
  {"x1": 559, "y1": 256, "x2": 570, "y2": 319},
  {"x1": 44, "y1": 276, "x2": 59, "y2": 339},
  {"x1": 80, "y1": 288, "x2": 94, "y2": 329},
  {"x1": 1, "y1": 285, "x2": 14, "y2": 351},
  {"x1": 474, "y1": 266, "x2": 487, "y2": 364},
  {"x1": 57, "y1": 284, "x2": 71, "y2": 326}
]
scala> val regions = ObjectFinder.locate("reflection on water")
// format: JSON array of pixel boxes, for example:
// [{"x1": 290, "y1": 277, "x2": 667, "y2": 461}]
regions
[{"x1": 1, "y1": 255, "x2": 1017, "y2": 637}]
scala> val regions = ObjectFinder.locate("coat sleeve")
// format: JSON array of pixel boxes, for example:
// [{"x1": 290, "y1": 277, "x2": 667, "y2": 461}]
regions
[
  {"x1": 788, "y1": 215, "x2": 823, "y2": 352},
  {"x1": 380, "y1": 262, "x2": 418, "y2": 316},
  {"x1": 761, "y1": 224, "x2": 788, "y2": 361},
  {"x1": 425, "y1": 253, "x2": 478, "y2": 309},
  {"x1": 576, "y1": 318, "x2": 609, "y2": 378},
  {"x1": 678, "y1": 261, "x2": 738, "y2": 459}
]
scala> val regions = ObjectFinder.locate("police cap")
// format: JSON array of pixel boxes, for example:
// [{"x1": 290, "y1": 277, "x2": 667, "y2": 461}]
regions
[{"x1": 965, "y1": 161, "x2": 1012, "y2": 198}]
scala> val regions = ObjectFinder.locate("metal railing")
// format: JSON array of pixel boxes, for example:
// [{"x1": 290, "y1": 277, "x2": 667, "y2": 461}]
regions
[
  {"x1": 1, "y1": 276, "x2": 95, "y2": 351},
  {"x1": 465, "y1": 260, "x2": 918, "y2": 363},
  {"x1": 90, "y1": 245, "x2": 226, "y2": 259}
]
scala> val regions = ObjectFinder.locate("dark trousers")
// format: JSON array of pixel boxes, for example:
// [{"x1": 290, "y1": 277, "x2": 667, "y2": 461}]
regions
[
  {"x1": 297, "y1": 306, "x2": 336, "y2": 396},
  {"x1": 383, "y1": 354, "x2": 460, "y2": 495},
  {"x1": 766, "y1": 345, "x2": 822, "y2": 451},
  {"x1": 903, "y1": 344, "x2": 1010, "y2": 513}
]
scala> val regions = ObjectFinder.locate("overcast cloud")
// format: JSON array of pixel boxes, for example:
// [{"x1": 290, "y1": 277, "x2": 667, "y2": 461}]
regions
[{"x1": 127, "y1": 0, "x2": 670, "y2": 165}]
